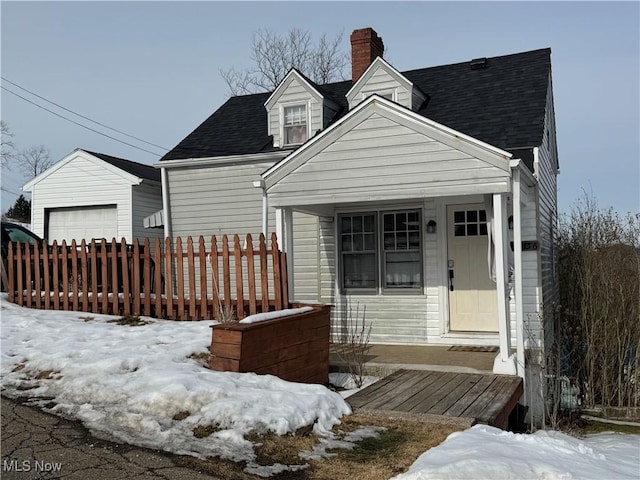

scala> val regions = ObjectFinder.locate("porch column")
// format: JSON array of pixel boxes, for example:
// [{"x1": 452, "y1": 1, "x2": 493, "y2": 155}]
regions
[
  {"x1": 275, "y1": 207, "x2": 295, "y2": 301},
  {"x1": 493, "y1": 192, "x2": 517, "y2": 375},
  {"x1": 513, "y1": 168, "x2": 526, "y2": 384}
]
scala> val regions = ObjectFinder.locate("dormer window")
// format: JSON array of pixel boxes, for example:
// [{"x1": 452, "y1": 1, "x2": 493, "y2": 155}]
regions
[
  {"x1": 283, "y1": 104, "x2": 308, "y2": 145},
  {"x1": 362, "y1": 90, "x2": 395, "y2": 102}
]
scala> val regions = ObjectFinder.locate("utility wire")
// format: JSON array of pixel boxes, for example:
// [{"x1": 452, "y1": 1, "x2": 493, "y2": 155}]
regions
[
  {"x1": 2, "y1": 76, "x2": 169, "y2": 152},
  {"x1": 2, "y1": 86, "x2": 164, "y2": 157}
]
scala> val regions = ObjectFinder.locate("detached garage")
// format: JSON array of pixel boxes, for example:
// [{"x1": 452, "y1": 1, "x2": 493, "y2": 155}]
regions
[{"x1": 23, "y1": 149, "x2": 163, "y2": 244}]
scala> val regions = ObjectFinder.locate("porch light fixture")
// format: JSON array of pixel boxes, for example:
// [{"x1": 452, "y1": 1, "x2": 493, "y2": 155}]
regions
[
  {"x1": 426, "y1": 220, "x2": 437, "y2": 234},
  {"x1": 508, "y1": 215, "x2": 514, "y2": 230}
]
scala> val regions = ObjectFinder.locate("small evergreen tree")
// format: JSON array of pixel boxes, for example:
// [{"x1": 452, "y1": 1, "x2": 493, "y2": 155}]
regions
[{"x1": 4, "y1": 195, "x2": 31, "y2": 223}]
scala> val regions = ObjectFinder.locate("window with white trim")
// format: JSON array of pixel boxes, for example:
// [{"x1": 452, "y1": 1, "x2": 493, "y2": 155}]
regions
[
  {"x1": 283, "y1": 104, "x2": 308, "y2": 145},
  {"x1": 340, "y1": 209, "x2": 423, "y2": 292}
]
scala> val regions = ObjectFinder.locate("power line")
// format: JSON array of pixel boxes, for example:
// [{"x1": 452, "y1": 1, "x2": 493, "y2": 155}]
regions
[
  {"x1": 1, "y1": 86, "x2": 165, "y2": 157},
  {"x1": 2, "y1": 76, "x2": 169, "y2": 152}
]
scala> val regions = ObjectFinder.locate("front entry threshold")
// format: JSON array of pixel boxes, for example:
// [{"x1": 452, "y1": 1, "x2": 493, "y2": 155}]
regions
[{"x1": 493, "y1": 353, "x2": 517, "y2": 375}]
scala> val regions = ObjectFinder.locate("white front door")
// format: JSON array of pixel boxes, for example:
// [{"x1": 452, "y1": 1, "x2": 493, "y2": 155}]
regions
[{"x1": 447, "y1": 204, "x2": 498, "y2": 332}]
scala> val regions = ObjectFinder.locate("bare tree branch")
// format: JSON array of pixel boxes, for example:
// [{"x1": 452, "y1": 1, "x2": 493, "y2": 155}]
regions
[
  {"x1": 221, "y1": 28, "x2": 348, "y2": 96},
  {"x1": 1, "y1": 120, "x2": 16, "y2": 169},
  {"x1": 18, "y1": 145, "x2": 53, "y2": 179}
]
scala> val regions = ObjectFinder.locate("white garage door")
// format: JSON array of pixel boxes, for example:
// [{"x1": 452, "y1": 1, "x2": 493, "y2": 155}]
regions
[{"x1": 47, "y1": 206, "x2": 118, "y2": 243}]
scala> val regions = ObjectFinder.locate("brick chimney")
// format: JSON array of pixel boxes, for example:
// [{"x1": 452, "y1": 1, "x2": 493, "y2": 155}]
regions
[{"x1": 350, "y1": 27, "x2": 384, "y2": 83}]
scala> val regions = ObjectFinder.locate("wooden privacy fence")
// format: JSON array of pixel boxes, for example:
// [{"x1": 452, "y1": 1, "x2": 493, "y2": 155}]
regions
[{"x1": 5, "y1": 233, "x2": 288, "y2": 320}]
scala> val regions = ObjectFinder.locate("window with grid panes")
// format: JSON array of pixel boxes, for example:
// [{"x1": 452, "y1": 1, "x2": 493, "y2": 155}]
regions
[
  {"x1": 340, "y1": 214, "x2": 377, "y2": 289},
  {"x1": 453, "y1": 209, "x2": 488, "y2": 236},
  {"x1": 283, "y1": 105, "x2": 308, "y2": 145},
  {"x1": 383, "y1": 211, "x2": 422, "y2": 289},
  {"x1": 339, "y1": 210, "x2": 422, "y2": 292}
]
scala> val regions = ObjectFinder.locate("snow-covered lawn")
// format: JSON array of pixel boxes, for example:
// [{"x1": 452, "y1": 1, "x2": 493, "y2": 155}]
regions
[{"x1": 2, "y1": 296, "x2": 639, "y2": 479}]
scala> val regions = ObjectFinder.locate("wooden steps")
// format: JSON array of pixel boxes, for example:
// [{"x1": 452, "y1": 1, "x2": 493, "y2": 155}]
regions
[{"x1": 347, "y1": 369, "x2": 523, "y2": 429}]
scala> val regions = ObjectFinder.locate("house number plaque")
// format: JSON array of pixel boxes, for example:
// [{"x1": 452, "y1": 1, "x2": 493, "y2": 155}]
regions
[{"x1": 522, "y1": 241, "x2": 539, "y2": 251}]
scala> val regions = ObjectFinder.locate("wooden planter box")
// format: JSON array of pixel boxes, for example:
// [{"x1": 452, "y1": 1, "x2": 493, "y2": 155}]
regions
[{"x1": 209, "y1": 304, "x2": 331, "y2": 384}]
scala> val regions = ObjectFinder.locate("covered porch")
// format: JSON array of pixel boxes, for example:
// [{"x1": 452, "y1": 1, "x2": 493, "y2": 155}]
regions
[{"x1": 261, "y1": 95, "x2": 537, "y2": 379}]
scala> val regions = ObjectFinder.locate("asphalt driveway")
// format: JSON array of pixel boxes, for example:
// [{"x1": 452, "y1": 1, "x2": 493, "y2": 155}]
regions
[{"x1": 1, "y1": 396, "x2": 222, "y2": 480}]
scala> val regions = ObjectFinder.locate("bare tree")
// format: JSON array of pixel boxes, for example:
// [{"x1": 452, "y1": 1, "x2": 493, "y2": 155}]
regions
[
  {"x1": 17, "y1": 145, "x2": 53, "y2": 179},
  {"x1": 220, "y1": 28, "x2": 349, "y2": 96},
  {"x1": 1, "y1": 120, "x2": 16, "y2": 168}
]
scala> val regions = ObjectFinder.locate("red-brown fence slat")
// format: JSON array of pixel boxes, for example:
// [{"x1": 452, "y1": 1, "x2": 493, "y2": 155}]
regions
[
  {"x1": 120, "y1": 239, "x2": 130, "y2": 315},
  {"x1": 80, "y1": 240, "x2": 89, "y2": 312},
  {"x1": 24, "y1": 243, "x2": 32, "y2": 308},
  {"x1": 259, "y1": 233, "x2": 269, "y2": 313},
  {"x1": 52, "y1": 241, "x2": 60, "y2": 310},
  {"x1": 187, "y1": 237, "x2": 196, "y2": 320},
  {"x1": 143, "y1": 239, "x2": 151, "y2": 316},
  {"x1": 100, "y1": 239, "x2": 108, "y2": 314},
  {"x1": 33, "y1": 242, "x2": 41, "y2": 309},
  {"x1": 198, "y1": 236, "x2": 208, "y2": 319},
  {"x1": 176, "y1": 237, "x2": 185, "y2": 320},
  {"x1": 270, "y1": 233, "x2": 282, "y2": 310},
  {"x1": 60, "y1": 241, "x2": 69, "y2": 311},
  {"x1": 280, "y1": 251, "x2": 289, "y2": 306},
  {"x1": 222, "y1": 235, "x2": 231, "y2": 312},
  {"x1": 89, "y1": 240, "x2": 98, "y2": 313},
  {"x1": 210, "y1": 236, "x2": 219, "y2": 319},
  {"x1": 246, "y1": 234, "x2": 257, "y2": 315},
  {"x1": 154, "y1": 239, "x2": 162, "y2": 318},
  {"x1": 42, "y1": 242, "x2": 50, "y2": 309},
  {"x1": 234, "y1": 235, "x2": 245, "y2": 318},
  {"x1": 132, "y1": 239, "x2": 141, "y2": 315},
  {"x1": 164, "y1": 237, "x2": 174, "y2": 320},
  {"x1": 13, "y1": 244, "x2": 21, "y2": 305},
  {"x1": 110, "y1": 239, "x2": 119, "y2": 315},
  {"x1": 70, "y1": 240, "x2": 79, "y2": 311}
]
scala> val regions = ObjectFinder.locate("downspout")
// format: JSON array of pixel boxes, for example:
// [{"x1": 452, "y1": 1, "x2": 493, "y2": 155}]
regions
[
  {"x1": 161, "y1": 166, "x2": 171, "y2": 239},
  {"x1": 253, "y1": 180, "x2": 268, "y2": 236}
]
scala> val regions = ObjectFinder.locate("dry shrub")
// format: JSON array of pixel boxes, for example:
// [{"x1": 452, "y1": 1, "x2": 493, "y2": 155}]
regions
[
  {"x1": 333, "y1": 302, "x2": 371, "y2": 388},
  {"x1": 556, "y1": 191, "x2": 639, "y2": 411}
]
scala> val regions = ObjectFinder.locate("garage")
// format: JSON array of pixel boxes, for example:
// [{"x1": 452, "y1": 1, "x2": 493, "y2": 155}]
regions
[
  {"x1": 47, "y1": 205, "x2": 117, "y2": 243},
  {"x1": 23, "y1": 149, "x2": 163, "y2": 245}
]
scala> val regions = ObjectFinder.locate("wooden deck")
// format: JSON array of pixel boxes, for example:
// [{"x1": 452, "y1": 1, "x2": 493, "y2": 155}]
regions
[{"x1": 347, "y1": 369, "x2": 523, "y2": 429}]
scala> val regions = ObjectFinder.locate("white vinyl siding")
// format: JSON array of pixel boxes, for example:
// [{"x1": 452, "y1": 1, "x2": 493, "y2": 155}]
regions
[
  {"x1": 167, "y1": 163, "x2": 276, "y2": 239},
  {"x1": 131, "y1": 183, "x2": 163, "y2": 242},
  {"x1": 268, "y1": 112, "x2": 511, "y2": 206},
  {"x1": 536, "y1": 75, "x2": 560, "y2": 351},
  {"x1": 166, "y1": 162, "x2": 320, "y2": 304}
]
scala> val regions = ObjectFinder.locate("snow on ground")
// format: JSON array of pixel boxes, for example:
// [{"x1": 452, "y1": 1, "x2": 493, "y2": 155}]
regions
[
  {"x1": 2, "y1": 296, "x2": 639, "y2": 479},
  {"x1": 392, "y1": 424, "x2": 640, "y2": 480},
  {"x1": 0, "y1": 296, "x2": 350, "y2": 470},
  {"x1": 328, "y1": 372, "x2": 380, "y2": 398}
]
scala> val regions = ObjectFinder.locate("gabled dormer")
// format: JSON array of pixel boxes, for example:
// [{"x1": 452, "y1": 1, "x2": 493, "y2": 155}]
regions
[
  {"x1": 346, "y1": 56, "x2": 426, "y2": 111},
  {"x1": 264, "y1": 69, "x2": 339, "y2": 149}
]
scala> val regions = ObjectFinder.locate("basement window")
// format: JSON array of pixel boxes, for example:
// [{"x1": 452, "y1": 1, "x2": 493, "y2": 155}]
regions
[{"x1": 283, "y1": 104, "x2": 308, "y2": 146}]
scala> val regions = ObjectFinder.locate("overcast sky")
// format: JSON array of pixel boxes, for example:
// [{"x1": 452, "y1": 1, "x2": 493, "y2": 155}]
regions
[{"x1": 1, "y1": 1, "x2": 638, "y2": 215}]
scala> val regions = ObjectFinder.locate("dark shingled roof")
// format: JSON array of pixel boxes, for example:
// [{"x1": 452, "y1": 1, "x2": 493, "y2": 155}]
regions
[
  {"x1": 161, "y1": 48, "x2": 551, "y2": 161},
  {"x1": 85, "y1": 150, "x2": 161, "y2": 182}
]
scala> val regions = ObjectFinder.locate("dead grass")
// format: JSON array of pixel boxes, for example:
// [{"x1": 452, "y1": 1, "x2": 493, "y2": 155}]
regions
[
  {"x1": 190, "y1": 351, "x2": 211, "y2": 368},
  {"x1": 193, "y1": 424, "x2": 221, "y2": 439},
  {"x1": 177, "y1": 410, "x2": 462, "y2": 479},
  {"x1": 108, "y1": 314, "x2": 150, "y2": 326},
  {"x1": 301, "y1": 411, "x2": 462, "y2": 480}
]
